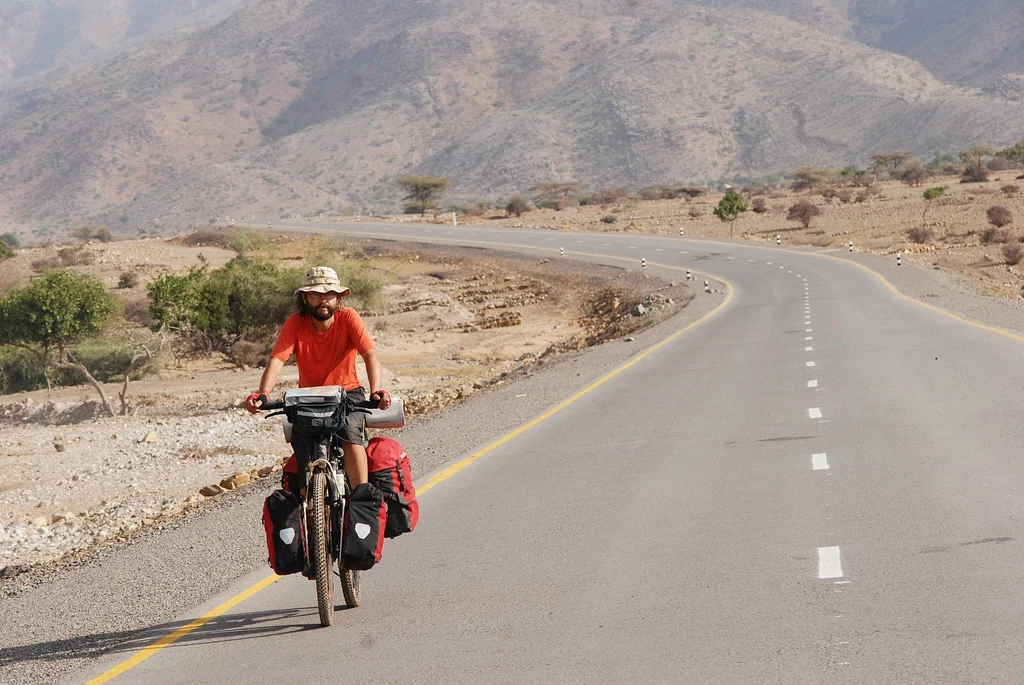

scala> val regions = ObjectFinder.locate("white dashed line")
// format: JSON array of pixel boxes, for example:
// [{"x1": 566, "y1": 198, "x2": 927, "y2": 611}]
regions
[
  {"x1": 818, "y1": 547, "x2": 843, "y2": 579},
  {"x1": 809, "y1": 407, "x2": 822, "y2": 419},
  {"x1": 767, "y1": 262, "x2": 773, "y2": 265},
  {"x1": 812, "y1": 453, "x2": 829, "y2": 470},
  {"x1": 805, "y1": 336, "x2": 812, "y2": 341},
  {"x1": 603, "y1": 243, "x2": 611, "y2": 246},
  {"x1": 805, "y1": 346, "x2": 813, "y2": 352},
  {"x1": 806, "y1": 328, "x2": 812, "y2": 332},
  {"x1": 806, "y1": 361, "x2": 816, "y2": 367},
  {"x1": 629, "y1": 246, "x2": 637, "y2": 249},
  {"x1": 808, "y1": 380, "x2": 818, "y2": 387},
  {"x1": 747, "y1": 259, "x2": 754, "y2": 262},
  {"x1": 655, "y1": 248, "x2": 663, "y2": 252}
]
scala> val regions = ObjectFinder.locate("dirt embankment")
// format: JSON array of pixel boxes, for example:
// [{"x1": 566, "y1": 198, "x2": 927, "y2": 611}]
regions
[{"x1": 0, "y1": 239, "x2": 695, "y2": 578}]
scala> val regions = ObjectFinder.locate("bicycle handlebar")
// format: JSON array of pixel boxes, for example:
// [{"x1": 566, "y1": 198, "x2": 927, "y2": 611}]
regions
[{"x1": 255, "y1": 397, "x2": 381, "y2": 413}]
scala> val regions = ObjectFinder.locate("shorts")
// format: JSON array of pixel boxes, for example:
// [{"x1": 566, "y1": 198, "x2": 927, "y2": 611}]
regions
[{"x1": 337, "y1": 387, "x2": 369, "y2": 447}]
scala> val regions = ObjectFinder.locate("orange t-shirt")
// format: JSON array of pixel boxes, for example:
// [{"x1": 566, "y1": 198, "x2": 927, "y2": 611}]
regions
[{"x1": 269, "y1": 309, "x2": 375, "y2": 390}]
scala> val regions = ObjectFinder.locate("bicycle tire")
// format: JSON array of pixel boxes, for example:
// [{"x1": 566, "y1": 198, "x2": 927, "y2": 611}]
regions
[
  {"x1": 341, "y1": 568, "x2": 362, "y2": 608},
  {"x1": 310, "y1": 471, "x2": 334, "y2": 627}
]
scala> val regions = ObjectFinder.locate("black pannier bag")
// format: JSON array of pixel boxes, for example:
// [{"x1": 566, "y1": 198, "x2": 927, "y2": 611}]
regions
[
  {"x1": 285, "y1": 386, "x2": 347, "y2": 437},
  {"x1": 262, "y1": 489, "x2": 306, "y2": 575},
  {"x1": 341, "y1": 482, "x2": 387, "y2": 571}
]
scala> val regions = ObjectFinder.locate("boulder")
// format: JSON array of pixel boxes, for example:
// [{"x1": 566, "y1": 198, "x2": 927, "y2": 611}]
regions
[
  {"x1": 199, "y1": 484, "x2": 223, "y2": 497},
  {"x1": 219, "y1": 472, "x2": 250, "y2": 490}
]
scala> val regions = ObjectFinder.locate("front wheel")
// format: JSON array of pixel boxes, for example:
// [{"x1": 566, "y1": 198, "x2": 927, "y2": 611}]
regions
[{"x1": 309, "y1": 471, "x2": 334, "y2": 627}]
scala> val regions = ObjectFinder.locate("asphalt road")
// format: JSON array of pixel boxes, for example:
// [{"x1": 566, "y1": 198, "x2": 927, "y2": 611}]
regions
[{"x1": 72, "y1": 224, "x2": 1024, "y2": 683}]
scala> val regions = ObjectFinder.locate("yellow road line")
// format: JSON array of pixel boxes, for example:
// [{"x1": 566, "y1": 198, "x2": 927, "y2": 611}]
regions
[
  {"x1": 85, "y1": 573, "x2": 280, "y2": 684},
  {"x1": 814, "y1": 252, "x2": 1024, "y2": 344},
  {"x1": 85, "y1": 244, "x2": 731, "y2": 683}
]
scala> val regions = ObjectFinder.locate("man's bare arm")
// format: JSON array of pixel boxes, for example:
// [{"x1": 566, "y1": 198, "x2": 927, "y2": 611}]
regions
[
  {"x1": 258, "y1": 356, "x2": 286, "y2": 395},
  {"x1": 245, "y1": 357, "x2": 286, "y2": 413},
  {"x1": 361, "y1": 348, "x2": 382, "y2": 394}
]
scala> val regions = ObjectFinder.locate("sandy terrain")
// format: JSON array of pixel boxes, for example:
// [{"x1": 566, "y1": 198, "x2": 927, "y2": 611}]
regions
[{"x1": 0, "y1": 237, "x2": 692, "y2": 574}]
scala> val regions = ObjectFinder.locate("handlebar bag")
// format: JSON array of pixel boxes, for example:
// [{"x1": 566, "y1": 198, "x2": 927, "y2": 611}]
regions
[
  {"x1": 366, "y1": 437, "x2": 419, "y2": 538},
  {"x1": 341, "y1": 482, "x2": 387, "y2": 570},
  {"x1": 262, "y1": 489, "x2": 306, "y2": 575},
  {"x1": 285, "y1": 388, "x2": 347, "y2": 436}
]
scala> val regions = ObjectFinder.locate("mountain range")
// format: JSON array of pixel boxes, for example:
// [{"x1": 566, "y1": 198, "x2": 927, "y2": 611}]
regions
[{"x1": 0, "y1": 0, "x2": 1021, "y2": 237}]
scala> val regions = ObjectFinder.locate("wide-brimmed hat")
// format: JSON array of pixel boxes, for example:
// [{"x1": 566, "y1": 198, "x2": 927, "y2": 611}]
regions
[{"x1": 294, "y1": 266, "x2": 351, "y2": 295}]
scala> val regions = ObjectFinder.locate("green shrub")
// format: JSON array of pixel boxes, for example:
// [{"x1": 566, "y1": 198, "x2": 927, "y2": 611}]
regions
[
  {"x1": 0, "y1": 346, "x2": 47, "y2": 394},
  {"x1": 923, "y1": 187, "x2": 946, "y2": 200},
  {"x1": 0, "y1": 233, "x2": 20, "y2": 249},
  {"x1": 62, "y1": 338, "x2": 162, "y2": 383},
  {"x1": 0, "y1": 242, "x2": 13, "y2": 260}
]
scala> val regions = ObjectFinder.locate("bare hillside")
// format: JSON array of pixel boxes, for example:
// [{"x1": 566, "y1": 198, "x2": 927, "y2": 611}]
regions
[
  {"x1": 700, "y1": 0, "x2": 1024, "y2": 86},
  {"x1": 0, "y1": 0, "x2": 1021, "y2": 238},
  {"x1": 0, "y1": 0, "x2": 246, "y2": 85}
]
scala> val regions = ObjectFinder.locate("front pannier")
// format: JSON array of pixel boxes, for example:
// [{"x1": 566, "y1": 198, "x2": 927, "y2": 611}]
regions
[
  {"x1": 341, "y1": 482, "x2": 387, "y2": 570},
  {"x1": 262, "y1": 489, "x2": 306, "y2": 575},
  {"x1": 366, "y1": 436, "x2": 419, "y2": 538}
]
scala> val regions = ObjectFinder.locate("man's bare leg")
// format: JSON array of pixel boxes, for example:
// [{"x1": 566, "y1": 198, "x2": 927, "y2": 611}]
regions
[{"x1": 342, "y1": 442, "x2": 368, "y2": 486}]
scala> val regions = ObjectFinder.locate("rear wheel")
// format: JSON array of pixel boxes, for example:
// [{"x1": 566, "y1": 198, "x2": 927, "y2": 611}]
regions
[
  {"x1": 341, "y1": 568, "x2": 362, "y2": 608},
  {"x1": 309, "y1": 471, "x2": 334, "y2": 627}
]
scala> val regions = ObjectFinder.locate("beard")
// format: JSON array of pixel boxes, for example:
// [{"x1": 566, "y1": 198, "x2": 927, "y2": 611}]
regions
[{"x1": 302, "y1": 298, "x2": 337, "y2": 321}]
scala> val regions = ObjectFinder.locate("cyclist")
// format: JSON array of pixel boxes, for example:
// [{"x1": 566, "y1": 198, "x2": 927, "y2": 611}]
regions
[{"x1": 244, "y1": 266, "x2": 391, "y2": 486}]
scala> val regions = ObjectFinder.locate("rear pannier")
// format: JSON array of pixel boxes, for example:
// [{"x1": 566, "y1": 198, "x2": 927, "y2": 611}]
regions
[
  {"x1": 262, "y1": 489, "x2": 306, "y2": 575},
  {"x1": 366, "y1": 436, "x2": 419, "y2": 538}
]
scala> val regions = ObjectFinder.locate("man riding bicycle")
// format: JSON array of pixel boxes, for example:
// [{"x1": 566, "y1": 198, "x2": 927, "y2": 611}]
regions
[{"x1": 244, "y1": 266, "x2": 391, "y2": 487}]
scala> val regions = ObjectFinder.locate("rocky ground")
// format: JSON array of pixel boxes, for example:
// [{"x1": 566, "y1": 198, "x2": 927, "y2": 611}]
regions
[{"x1": 0, "y1": 240, "x2": 693, "y2": 577}]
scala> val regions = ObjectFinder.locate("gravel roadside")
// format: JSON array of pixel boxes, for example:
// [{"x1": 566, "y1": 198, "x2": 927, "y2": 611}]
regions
[{"x1": 0, "y1": 271, "x2": 719, "y2": 685}]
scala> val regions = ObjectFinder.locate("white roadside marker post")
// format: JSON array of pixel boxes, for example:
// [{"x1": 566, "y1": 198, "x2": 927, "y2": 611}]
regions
[
  {"x1": 560, "y1": 247, "x2": 565, "y2": 257},
  {"x1": 641, "y1": 257, "x2": 646, "y2": 269},
  {"x1": 679, "y1": 227, "x2": 684, "y2": 237},
  {"x1": 704, "y1": 279, "x2": 711, "y2": 294},
  {"x1": 452, "y1": 212, "x2": 458, "y2": 226},
  {"x1": 776, "y1": 233, "x2": 782, "y2": 245},
  {"x1": 848, "y1": 240, "x2": 853, "y2": 252},
  {"x1": 897, "y1": 252, "x2": 902, "y2": 266},
  {"x1": 686, "y1": 269, "x2": 691, "y2": 280}
]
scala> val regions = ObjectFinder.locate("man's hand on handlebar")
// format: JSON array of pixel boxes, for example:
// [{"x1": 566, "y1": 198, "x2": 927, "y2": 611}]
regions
[
  {"x1": 244, "y1": 392, "x2": 268, "y2": 414},
  {"x1": 369, "y1": 389, "x2": 391, "y2": 410}
]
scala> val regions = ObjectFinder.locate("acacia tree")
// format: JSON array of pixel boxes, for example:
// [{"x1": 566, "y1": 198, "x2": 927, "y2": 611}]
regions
[
  {"x1": 959, "y1": 145, "x2": 995, "y2": 183},
  {"x1": 530, "y1": 181, "x2": 582, "y2": 210},
  {"x1": 398, "y1": 175, "x2": 452, "y2": 215},
  {"x1": 0, "y1": 269, "x2": 117, "y2": 414},
  {"x1": 713, "y1": 191, "x2": 749, "y2": 237},
  {"x1": 790, "y1": 167, "x2": 833, "y2": 194},
  {"x1": 787, "y1": 200, "x2": 822, "y2": 228},
  {"x1": 870, "y1": 152, "x2": 912, "y2": 177},
  {"x1": 897, "y1": 158, "x2": 928, "y2": 187}
]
